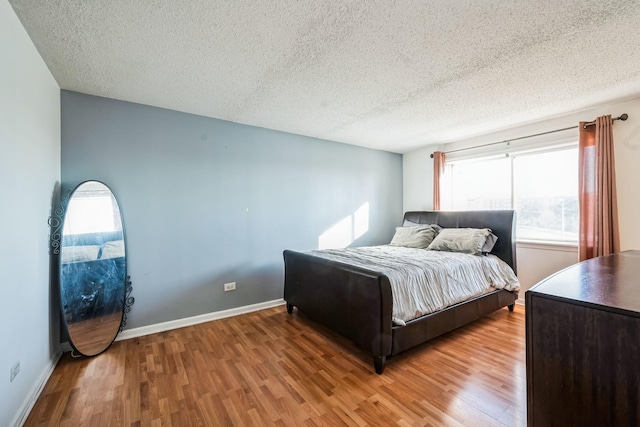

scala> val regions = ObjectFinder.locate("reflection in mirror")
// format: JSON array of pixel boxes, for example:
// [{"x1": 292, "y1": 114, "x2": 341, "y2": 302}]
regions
[{"x1": 59, "y1": 181, "x2": 127, "y2": 356}]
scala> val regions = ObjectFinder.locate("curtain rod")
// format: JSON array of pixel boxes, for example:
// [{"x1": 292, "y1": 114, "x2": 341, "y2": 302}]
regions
[{"x1": 430, "y1": 113, "x2": 628, "y2": 158}]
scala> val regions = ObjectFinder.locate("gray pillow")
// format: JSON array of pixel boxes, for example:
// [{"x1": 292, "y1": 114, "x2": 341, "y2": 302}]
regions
[
  {"x1": 389, "y1": 225, "x2": 437, "y2": 249},
  {"x1": 482, "y1": 232, "x2": 498, "y2": 253},
  {"x1": 402, "y1": 219, "x2": 442, "y2": 235},
  {"x1": 427, "y1": 228, "x2": 498, "y2": 255}
]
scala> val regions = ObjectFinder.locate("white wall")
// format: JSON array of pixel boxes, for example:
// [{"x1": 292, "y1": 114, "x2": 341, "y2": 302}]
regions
[
  {"x1": 515, "y1": 243, "x2": 578, "y2": 302},
  {"x1": 403, "y1": 97, "x2": 640, "y2": 297},
  {"x1": 403, "y1": 146, "x2": 436, "y2": 213},
  {"x1": 0, "y1": 3, "x2": 61, "y2": 426},
  {"x1": 610, "y1": 99, "x2": 640, "y2": 251}
]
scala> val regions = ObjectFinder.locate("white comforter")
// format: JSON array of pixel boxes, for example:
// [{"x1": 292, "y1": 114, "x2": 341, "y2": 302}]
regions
[{"x1": 308, "y1": 246, "x2": 520, "y2": 326}]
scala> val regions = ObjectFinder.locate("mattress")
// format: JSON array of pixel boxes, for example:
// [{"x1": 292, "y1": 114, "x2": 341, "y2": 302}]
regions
[{"x1": 308, "y1": 246, "x2": 520, "y2": 326}]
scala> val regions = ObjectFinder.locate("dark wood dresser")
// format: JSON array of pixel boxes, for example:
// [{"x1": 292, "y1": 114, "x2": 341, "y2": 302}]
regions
[{"x1": 526, "y1": 250, "x2": 640, "y2": 427}]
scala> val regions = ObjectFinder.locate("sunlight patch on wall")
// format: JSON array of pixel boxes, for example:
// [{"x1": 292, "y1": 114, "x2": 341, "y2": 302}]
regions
[
  {"x1": 353, "y1": 202, "x2": 369, "y2": 240},
  {"x1": 318, "y1": 202, "x2": 370, "y2": 249}
]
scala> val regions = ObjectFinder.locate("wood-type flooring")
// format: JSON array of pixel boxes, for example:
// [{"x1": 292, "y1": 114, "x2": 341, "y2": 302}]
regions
[
  {"x1": 25, "y1": 304, "x2": 526, "y2": 426},
  {"x1": 66, "y1": 312, "x2": 123, "y2": 356}
]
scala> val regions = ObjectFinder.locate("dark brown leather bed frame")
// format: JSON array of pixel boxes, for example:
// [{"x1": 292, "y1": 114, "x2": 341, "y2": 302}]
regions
[{"x1": 283, "y1": 210, "x2": 518, "y2": 374}]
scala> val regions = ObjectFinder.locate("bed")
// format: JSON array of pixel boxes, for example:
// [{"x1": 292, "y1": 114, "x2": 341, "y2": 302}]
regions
[
  {"x1": 60, "y1": 231, "x2": 126, "y2": 323},
  {"x1": 283, "y1": 210, "x2": 519, "y2": 374}
]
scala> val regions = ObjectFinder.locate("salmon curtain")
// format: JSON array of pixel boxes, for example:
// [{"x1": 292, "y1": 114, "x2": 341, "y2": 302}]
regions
[
  {"x1": 578, "y1": 115, "x2": 620, "y2": 261},
  {"x1": 433, "y1": 151, "x2": 445, "y2": 210}
]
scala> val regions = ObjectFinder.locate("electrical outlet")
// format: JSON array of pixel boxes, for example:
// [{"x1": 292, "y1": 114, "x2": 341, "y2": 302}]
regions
[
  {"x1": 10, "y1": 361, "x2": 20, "y2": 382},
  {"x1": 224, "y1": 282, "x2": 236, "y2": 292}
]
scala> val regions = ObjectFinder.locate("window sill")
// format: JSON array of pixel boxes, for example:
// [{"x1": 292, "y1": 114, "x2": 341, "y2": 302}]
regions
[{"x1": 516, "y1": 240, "x2": 578, "y2": 252}]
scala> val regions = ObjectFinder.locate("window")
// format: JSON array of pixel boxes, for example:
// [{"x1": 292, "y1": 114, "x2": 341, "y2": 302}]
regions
[
  {"x1": 441, "y1": 145, "x2": 578, "y2": 243},
  {"x1": 63, "y1": 190, "x2": 121, "y2": 235}
]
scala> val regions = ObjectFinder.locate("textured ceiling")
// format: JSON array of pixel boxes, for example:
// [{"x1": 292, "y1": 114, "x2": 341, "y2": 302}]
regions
[{"x1": 10, "y1": 0, "x2": 640, "y2": 153}]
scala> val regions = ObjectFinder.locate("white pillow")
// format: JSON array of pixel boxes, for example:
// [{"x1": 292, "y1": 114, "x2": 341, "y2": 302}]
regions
[
  {"x1": 389, "y1": 225, "x2": 437, "y2": 249},
  {"x1": 61, "y1": 245, "x2": 101, "y2": 263},
  {"x1": 100, "y1": 240, "x2": 125, "y2": 259}
]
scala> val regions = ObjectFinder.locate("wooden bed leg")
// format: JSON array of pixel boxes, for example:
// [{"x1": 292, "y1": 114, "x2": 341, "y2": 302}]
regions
[
  {"x1": 374, "y1": 356, "x2": 386, "y2": 375},
  {"x1": 286, "y1": 303, "x2": 294, "y2": 314},
  {"x1": 508, "y1": 304, "x2": 515, "y2": 312}
]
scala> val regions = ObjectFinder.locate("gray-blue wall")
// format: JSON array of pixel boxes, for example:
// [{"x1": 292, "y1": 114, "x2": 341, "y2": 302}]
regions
[{"x1": 61, "y1": 91, "x2": 403, "y2": 329}]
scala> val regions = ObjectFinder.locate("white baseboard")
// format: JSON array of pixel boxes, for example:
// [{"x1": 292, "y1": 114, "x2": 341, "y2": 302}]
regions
[
  {"x1": 11, "y1": 350, "x2": 63, "y2": 427},
  {"x1": 116, "y1": 299, "x2": 286, "y2": 341}
]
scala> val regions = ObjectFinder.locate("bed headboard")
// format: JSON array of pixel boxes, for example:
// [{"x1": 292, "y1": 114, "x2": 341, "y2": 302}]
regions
[{"x1": 403, "y1": 210, "x2": 517, "y2": 274}]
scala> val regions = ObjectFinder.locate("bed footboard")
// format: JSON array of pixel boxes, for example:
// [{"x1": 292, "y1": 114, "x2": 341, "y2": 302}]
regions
[{"x1": 283, "y1": 249, "x2": 393, "y2": 373}]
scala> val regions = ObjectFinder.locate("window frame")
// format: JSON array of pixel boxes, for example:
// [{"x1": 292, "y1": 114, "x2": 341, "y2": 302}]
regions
[{"x1": 442, "y1": 142, "x2": 579, "y2": 245}]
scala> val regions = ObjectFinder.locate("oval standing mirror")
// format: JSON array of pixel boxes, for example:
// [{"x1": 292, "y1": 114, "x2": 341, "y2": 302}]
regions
[{"x1": 59, "y1": 181, "x2": 127, "y2": 356}]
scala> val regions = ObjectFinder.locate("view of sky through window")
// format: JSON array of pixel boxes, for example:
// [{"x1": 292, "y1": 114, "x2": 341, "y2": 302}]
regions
[{"x1": 442, "y1": 146, "x2": 578, "y2": 243}]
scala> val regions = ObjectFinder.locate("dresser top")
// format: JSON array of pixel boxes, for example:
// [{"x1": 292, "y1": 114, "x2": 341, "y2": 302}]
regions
[{"x1": 527, "y1": 250, "x2": 640, "y2": 315}]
